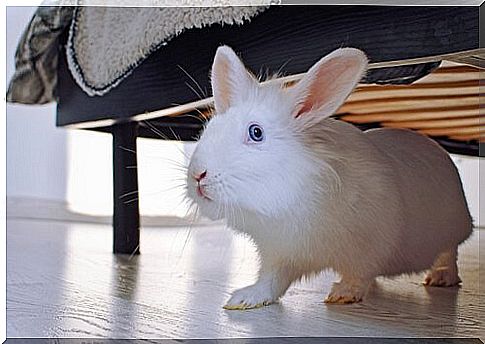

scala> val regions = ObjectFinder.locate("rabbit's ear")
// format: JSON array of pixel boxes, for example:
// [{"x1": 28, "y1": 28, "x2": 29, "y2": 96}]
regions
[
  {"x1": 290, "y1": 48, "x2": 367, "y2": 122},
  {"x1": 211, "y1": 46, "x2": 258, "y2": 114}
]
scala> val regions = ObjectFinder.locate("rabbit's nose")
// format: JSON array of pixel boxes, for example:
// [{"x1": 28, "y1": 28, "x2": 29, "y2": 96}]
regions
[{"x1": 194, "y1": 170, "x2": 207, "y2": 182}]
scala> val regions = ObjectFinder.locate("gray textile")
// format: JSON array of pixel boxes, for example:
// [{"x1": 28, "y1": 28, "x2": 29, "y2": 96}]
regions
[{"x1": 7, "y1": 7, "x2": 73, "y2": 104}]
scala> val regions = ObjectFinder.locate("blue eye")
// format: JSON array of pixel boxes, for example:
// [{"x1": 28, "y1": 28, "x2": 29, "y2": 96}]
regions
[{"x1": 248, "y1": 124, "x2": 264, "y2": 142}]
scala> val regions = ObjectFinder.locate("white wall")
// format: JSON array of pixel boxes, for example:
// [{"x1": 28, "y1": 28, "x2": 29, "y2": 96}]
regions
[
  {"x1": 6, "y1": 7, "x2": 68, "y2": 202},
  {"x1": 6, "y1": 6, "x2": 482, "y2": 226}
]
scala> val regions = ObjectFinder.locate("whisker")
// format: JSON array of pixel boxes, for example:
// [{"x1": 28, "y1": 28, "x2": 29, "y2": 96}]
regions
[
  {"x1": 142, "y1": 183, "x2": 188, "y2": 197},
  {"x1": 119, "y1": 131, "x2": 192, "y2": 166},
  {"x1": 142, "y1": 120, "x2": 191, "y2": 160},
  {"x1": 168, "y1": 127, "x2": 183, "y2": 143},
  {"x1": 192, "y1": 110, "x2": 207, "y2": 121},
  {"x1": 129, "y1": 243, "x2": 140, "y2": 260},
  {"x1": 158, "y1": 156, "x2": 189, "y2": 169},
  {"x1": 118, "y1": 146, "x2": 189, "y2": 168},
  {"x1": 119, "y1": 190, "x2": 139, "y2": 199},
  {"x1": 153, "y1": 183, "x2": 188, "y2": 194},
  {"x1": 118, "y1": 145, "x2": 137, "y2": 154},
  {"x1": 177, "y1": 64, "x2": 207, "y2": 99},
  {"x1": 185, "y1": 82, "x2": 204, "y2": 101},
  {"x1": 162, "y1": 171, "x2": 188, "y2": 178},
  {"x1": 124, "y1": 197, "x2": 138, "y2": 205},
  {"x1": 159, "y1": 164, "x2": 188, "y2": 174},
  {"x1": 165, "y1": 194, "x2": 192, "y2": 216},
  {"x1": 181, "y1": 112, "x2": 207, "y2": 124},
  {"x1": 276, "y1": 58, "x2": 292, "y2": 78},
  {"x1": 122, "y1": 182, "x2": 187, "y2": 204},
  {"x1": 179, "y1": 210, "x2": 196, "y2": 260},
  {"x1": 142, "y1": 120, "x2": 170, "y2": 140}
]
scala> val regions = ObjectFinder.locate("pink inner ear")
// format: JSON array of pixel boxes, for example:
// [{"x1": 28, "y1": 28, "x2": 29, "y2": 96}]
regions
[
  {"x1": 212, "y1": 56, "x2": 233, "y2": 113},
  {"x1": 294, "y1": 59, "x2": 360, "y2": 119},
  {"x1": 295, "y1": 94, "x2": 315, "y2": 118}
]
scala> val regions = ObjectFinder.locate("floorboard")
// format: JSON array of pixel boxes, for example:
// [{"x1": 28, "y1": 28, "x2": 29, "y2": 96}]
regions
[{"x1": 6, "y1": 218, "x2": 484, "y2": 338}]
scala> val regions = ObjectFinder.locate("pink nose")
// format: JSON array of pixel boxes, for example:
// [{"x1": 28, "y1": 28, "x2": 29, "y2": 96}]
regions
[{"x1": 194, "y1": 170, "x2": 207, "y2": 182}]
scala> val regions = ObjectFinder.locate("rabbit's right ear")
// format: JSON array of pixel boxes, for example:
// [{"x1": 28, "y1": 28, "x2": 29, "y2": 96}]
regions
[{"x1": 211, "y1": 46, "x2": 258, "y2": 114}]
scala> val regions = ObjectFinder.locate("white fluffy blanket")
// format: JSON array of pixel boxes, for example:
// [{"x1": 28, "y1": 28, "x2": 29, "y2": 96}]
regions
[{"x1": 67, "y1": 1, "x2": 272, "y2": 96}]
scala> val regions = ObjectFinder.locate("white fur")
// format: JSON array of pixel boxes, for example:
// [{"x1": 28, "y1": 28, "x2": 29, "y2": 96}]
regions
[{"x1": 186, "y1": 46, "x2": 473, "y2": 308}]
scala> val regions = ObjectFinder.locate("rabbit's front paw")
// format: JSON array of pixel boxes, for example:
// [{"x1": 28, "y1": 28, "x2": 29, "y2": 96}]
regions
[
  {"x1": 324, "y1": 279, "x2": 369, "y2": 304},
  {"x1": 224, "y1": 284, "x2": 276, "y2": 310}
]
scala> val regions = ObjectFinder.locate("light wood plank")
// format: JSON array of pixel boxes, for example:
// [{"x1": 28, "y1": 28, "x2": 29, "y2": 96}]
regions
[
  {"x1": 348, "y1": 84, "x2": 479, "y2": 102},
  {"x1": 340, "y1": 106, "x2": 483, "y2": 123},
  {"x1": 417, "y1": 125, "x2": 484, "y2": 136},
  {"x1": 339, "y1": 95, "x2": 479, "y2": 114},
  {"x1": 412, "y1": 72, "x2": 479, "y2": 84},
  {"x1": 382, "y1": 117, "x2": 480, "y2": 129},
  {"x1": 355, "y1": 80, "x2": 479, "y2": 91},
  {"x1": 431, "y1": 65, "x2": 479, "y2": 74},
  {"x1": 449, "y1": 133, "x2": 485, "y2": 142}
]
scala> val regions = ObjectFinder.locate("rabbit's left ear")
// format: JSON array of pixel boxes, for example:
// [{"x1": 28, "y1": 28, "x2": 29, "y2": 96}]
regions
[
  {"x1": 211, "y1": 46, "x2": 258, "y2": 114},
  {"x1": 290, "y1": 48, "x2": 368, "y2": 121}
]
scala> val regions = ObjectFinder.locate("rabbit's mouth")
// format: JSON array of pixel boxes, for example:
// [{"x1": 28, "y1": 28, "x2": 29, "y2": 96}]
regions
[{"x1": 196, "y1": 184, "x2": 212, "y2": 201}]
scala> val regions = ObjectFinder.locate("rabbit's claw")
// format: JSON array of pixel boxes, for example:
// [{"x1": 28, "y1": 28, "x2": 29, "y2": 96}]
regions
[
  {"x1": 424, "y1": 267, "x2": 461, "y2": 287},
  {"x1": 325, "y1": 279, "x2": 368, "y2": 304},
  {"x1": 224, "y1": 284, "x2": 275, "y2": 310},
  {"x1": 424, "y1": 249, "x2": 462, "y2": 287}
]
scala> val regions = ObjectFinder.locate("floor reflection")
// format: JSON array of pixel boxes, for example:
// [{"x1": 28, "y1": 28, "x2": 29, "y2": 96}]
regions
[
  {"x1": 107, "y1": 255, "x2": 141, "y2": 336},
  {"x1": 111, "y1": 255, "x2": 140, "y2": 301}
]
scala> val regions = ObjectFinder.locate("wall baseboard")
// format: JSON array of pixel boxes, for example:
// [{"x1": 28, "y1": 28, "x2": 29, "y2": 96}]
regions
[
  {"x1": 6, "y1": 197, "x2": 215, "y2": 227},
  {"x1": 8, "y1": 196, "x2": 481, "y2": 230}
]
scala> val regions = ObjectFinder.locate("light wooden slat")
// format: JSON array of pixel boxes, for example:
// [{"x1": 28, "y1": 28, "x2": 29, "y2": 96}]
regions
[
  {"x1": 340, "y1": 106, "x2": 483, "y2": 123},
  {"x1": 382, "y1": 117, "x2": 480, "y2": 129},
  {"x1": 417, "y1": 125, "x2": 484, "y2": 136},
  {"x1": 355, "y1": 80, "x2": 479, "y2": 91},
  {"x1": 348, "y1": 84, "x2": 478, "y2": 102},
  {"x1": 449, "y1": 133, "x2": 485, "y2": 142},
  {"x1": 412, "y1": 72, "x2": 479, "y2": 84},
  {"x1": 339, "y1": 95, "x2": 480, "y2": 113},
  {"x1": 431, "y1": 65, "x2": 479, "y2": 74}
]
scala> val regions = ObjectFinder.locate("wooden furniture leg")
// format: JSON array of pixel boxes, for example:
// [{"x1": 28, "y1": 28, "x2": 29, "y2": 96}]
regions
[{"x1": 112, "y1": 122, "x2": 140, "y2": 255}]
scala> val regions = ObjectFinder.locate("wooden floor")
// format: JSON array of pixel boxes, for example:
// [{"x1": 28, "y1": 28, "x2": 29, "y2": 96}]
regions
[{"x1": 6, "y1": 218, "x2": 484, "y2": 339}]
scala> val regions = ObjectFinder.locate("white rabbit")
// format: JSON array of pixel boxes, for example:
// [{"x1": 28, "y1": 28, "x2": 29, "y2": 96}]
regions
[{"x1": 186, "y1": 46, "x2": 473, "y2": 309}]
